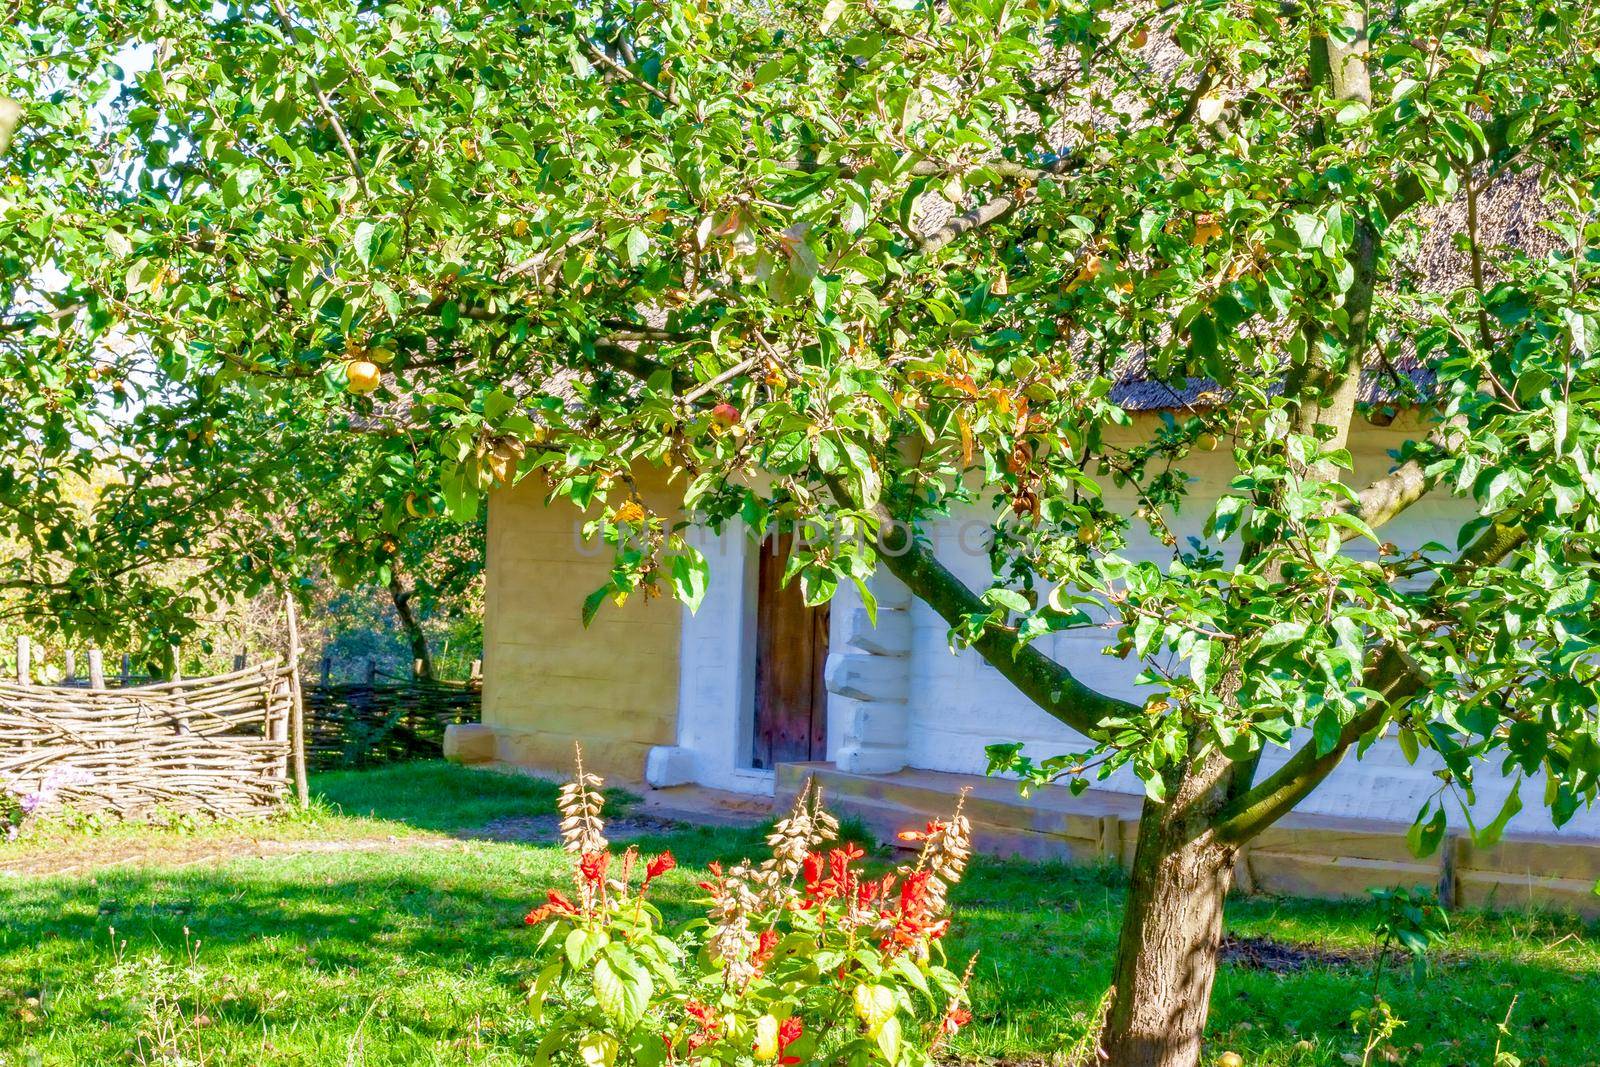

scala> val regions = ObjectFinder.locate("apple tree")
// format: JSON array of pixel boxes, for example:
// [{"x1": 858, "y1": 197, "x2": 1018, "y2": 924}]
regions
[{"x1": 7, "y1": 0, "x2": 1600, "y2": 1062}]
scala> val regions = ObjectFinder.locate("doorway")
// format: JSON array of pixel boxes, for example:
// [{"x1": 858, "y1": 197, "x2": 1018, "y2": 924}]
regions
[{"x1": 751, "y1": 533, "x2": 830, "y2": 769}]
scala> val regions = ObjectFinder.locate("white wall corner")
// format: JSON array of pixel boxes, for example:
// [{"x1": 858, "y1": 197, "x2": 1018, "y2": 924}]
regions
[
  {"x1": 824, "y1": 651, "x2": 910, "y2": 703},
  {"x1": 863, "y1": 567, "x2": 913, "y2": 611},
  {"x1": 645, "y1": 745, "x2": 698, "y2": 788},
  {"x1": 836, "y1": 743, "x2": 911, "y2": 775},
  {"x1": 443, "y1": 722, "x2": 497, "y2": 764},
  {"x1": 840, "y1": 604, "x2": 911, "y2": 657},
  {"x1": 825, "y1": 566, "x2": 915, "y2": 775},
  {"x1": 668, "y1": 524, "x2": 769, "y2": 793}
]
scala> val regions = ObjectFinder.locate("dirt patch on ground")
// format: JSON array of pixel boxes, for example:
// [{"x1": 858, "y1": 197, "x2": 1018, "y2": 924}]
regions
[
  {"x1": 1221, "y1": 933, "x2": 1371, "y2": 972},
  {"x1": 464, "y1": 813, "x2": 686, "y2": 845},
  {"x1": 0, "y1": 830, "x2": 465, "y2": 880},
  {"x1": 0, "y1": 814, "x2": 691, "y2": 881}
]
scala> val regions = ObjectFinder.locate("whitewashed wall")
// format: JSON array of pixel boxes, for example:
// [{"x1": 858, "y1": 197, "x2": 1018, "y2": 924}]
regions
[{"x1": 834, "y1": 415, "x2": 1600, "y2": 838}]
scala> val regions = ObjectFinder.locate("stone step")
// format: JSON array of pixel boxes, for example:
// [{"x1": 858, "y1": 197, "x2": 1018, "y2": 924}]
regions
[{"x1": 777, "y1": 761, "x2": 1600, "y2": 917}]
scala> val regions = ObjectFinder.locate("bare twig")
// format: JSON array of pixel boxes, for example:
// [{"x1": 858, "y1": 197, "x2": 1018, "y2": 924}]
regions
[
  {"x1": 579, "y1": 38, "x2": 677, "y2": 106},
  {"x1": 269, "y1": 0, "x2": 371, "y2": 197}
]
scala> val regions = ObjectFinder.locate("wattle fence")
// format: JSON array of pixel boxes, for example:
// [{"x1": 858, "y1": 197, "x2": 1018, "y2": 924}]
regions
[
  {"x1": 0, "y1": 661, "x2": 301, "y2": 820},
  {"x1": 305, "y1": 679, "x2": 479, "y2": 769}
]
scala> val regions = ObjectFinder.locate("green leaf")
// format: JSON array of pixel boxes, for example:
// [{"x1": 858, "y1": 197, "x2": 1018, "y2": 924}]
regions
[
  {"x1": 1141, "y1": 770, "x2": 1167, "y2": 804},
  {"x1": 1312, "y1": 709, "x2": 1343, "y2": 757},
  {"x1": 354, "y1": 221, "x2": 378, "y2": 266},
  {"x1": 1397, "y1": 727, "x2": 1420, "y2": 765},
  {"x1": 593, "y1": 953, "x2": 650, "y2": 1030},
  {"x1": 625, "y1": 1033, "x2": 668, "y2": 1067},
  {"x1": 565, "y1": 926, "x2": 610, "y2": 970},
  {"x1": 1188, "y1": 313, "x2": 1219, "y2": 370},
  {"x1": 891, "y1": 954, "x2": 931, "y2": 999},
  {"x1": 875, "y1": 1015, "x2": 901, "y2": 1062},
  {"x1": 528, "y1": 959, "x2": 564, "y2": 1024},
  {"x1": 670, "y1": 550, "x2": 710, "y2": 613},
  {"x1": 625, "y1": 227, "x2": 651, "y2": 266},
  {"x1": 1406, "y1": 804, "x2": 1447, "y2": 859},
  {"x1": 1291, "y1": 213, "x2": 1325, "y2": 250},
  {"x1": 984, "y1": 588, "x2": 1030, "y2": 613},
  {"x1": 581, "y1": 585, "x2": 611, "y2": 627},
  {"x1": 1259, "y1": 621, "x2": 1307, "y2": 647},
  {"x1": 1475, "y1": 780, "x2": 1523, "y2": 849}
]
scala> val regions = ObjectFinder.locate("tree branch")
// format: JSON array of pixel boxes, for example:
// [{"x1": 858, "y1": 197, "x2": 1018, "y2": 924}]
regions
[
  {"x1": 578, "y1": 37, "x2": 677, "y2": 106},
  {"x1": 915, "y1": 51, "x2": 1223, "y2": 256},
  {"x1": 1377, "y1": 110, "x2": 1541, "y2": 223},
  {"x1": 1346, "y1": 415, "x2": 1468, "y2": 534},
  {"x1": 822, "y1": 479, "x2": 1137, "y2": 739},
  {"x1": 270, "y1": 0, "x2": 370, "y2": 198},
  {"x1": 918, "y1": 194, "x2": 1023, "y2": 255},
  {"x1": 916, "y1": 149, "x2": 1089, "y2": 253},
  {"x1": 1214, "y1": 519, "x2": 1528, "y2": 843}
]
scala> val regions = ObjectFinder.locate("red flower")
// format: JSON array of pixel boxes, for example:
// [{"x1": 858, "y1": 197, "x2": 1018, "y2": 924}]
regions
[
  {"x1": 752, "y1": 928, "x2": 780, "y2": 973},
  {"x1": 803, "y1": 844, "x2": 865, "y2": 906},
  {"x1": 857, "y1": 873, "x2": 895, "y2": 909},
  {"x1": 579, "y1": 851, "x2": 611, "y2": 887},
  {"x1": 698, "y1": 860, "x2": 726, "y2": 897},
  {"x1": 940, "y1": 1006, "x2": 973, "y2": 1035},
  {"x1": 778, "y1": 1016, "x2": 804, "y2": 1064},
  {"x1": 644, "y1": 851, "x2": 676, "y2": 883},
  {"x1": 881, "y1": 870, "x2": 951, "y2": 950},
  {"x1": 899, "y1": 870, "x2": 933, "y2": 914},
  {"x1": 829, "y1": 843, "x2": 864, "y2": 883},
  {"x1": 523, "y1": 889, "x2": 579, "y2": 925},
  {"x1": 684, "y1": 999, "x2": 721, "y2": 1052},
  {"x1": 897, "y1": 818, "x2": 947, "y2": 843}
]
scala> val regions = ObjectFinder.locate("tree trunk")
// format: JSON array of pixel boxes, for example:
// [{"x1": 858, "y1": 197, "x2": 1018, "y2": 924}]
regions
[
  {"x1": 387, "y1": 573, "x2": 434, "y2": 681},
  {"x1": 1099, "y1": 783, "x2": 1237, "y2": 1067}
]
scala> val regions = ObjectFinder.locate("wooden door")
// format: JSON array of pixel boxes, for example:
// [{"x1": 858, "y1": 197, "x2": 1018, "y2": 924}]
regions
[{"x1": 752, "y1": 534, "x2": 829, "y2": 769}]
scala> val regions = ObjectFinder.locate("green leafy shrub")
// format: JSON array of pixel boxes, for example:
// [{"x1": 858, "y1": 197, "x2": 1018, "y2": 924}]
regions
[{"x1": 524, "y1": 754, "x2": 975, "y2": 1066}]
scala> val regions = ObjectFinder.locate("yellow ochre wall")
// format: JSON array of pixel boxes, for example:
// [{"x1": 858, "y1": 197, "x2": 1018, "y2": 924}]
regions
[{"x1": 476, "y1": 468, "x2": 683, "y2": 783}]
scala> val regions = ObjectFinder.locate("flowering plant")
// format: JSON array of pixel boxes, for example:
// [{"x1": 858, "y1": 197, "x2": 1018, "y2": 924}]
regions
[
  {"x1": 525, "y1": 753, "x2": 975, "y2": 1066},
  {"x1": 1, "y1": 766, "x2": 93, "y2": 841}
]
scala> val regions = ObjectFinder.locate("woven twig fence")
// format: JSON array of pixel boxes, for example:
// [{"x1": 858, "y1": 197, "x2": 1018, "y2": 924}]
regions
[
  {"x1": 305, "y1": 680, "x2": 480, "y2": 769},
  {"x1": 0, "y1": 661, "x2": 296, "y2": 820}
]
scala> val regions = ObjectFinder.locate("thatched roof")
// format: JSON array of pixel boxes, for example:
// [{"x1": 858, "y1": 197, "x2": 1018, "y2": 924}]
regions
[{"x1": 896, "y1": 24, "x2": 1556, "y2": 412}]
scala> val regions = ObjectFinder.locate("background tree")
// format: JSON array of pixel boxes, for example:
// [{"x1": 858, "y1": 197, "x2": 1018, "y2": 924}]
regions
[
  {"x1": 3, "y1": 71, "x2": 480, "y2": 665},
  {"x1": 6, "y1": 1, "x2": 1600, "y2": 1064}
]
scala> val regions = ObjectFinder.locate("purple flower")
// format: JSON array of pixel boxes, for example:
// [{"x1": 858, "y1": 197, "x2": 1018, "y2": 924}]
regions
[{"x1": 2, "y1": 766, "x2": 92, "y2": 834}]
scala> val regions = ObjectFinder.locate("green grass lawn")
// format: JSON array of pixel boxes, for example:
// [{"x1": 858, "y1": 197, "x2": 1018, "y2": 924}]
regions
[{"x1": 0, "y1": 762, "x2": 1595, "y2": 1066}]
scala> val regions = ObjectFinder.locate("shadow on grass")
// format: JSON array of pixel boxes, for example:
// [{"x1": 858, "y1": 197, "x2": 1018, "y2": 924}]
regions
[
  {"x1": 2, "y1": 761, "x2": 1595, "y2": 1064},
  {"x1": 5, "y1": 848, "x2": 1594, "y2": 1065},
  {"x1": 308, "y1": 760, "x2": 567, "y2": 834}
]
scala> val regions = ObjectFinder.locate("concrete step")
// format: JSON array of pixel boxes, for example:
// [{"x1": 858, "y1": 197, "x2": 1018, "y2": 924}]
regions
[
  {"x1": 777, "y1": 761, "x2": 1600, "y2": 916},
  {"x1": 778, "y1": 761, "x2": 1136, "y2": 865}
]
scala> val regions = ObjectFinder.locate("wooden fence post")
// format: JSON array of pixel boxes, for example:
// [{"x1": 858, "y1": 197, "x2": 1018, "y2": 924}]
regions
[
  {"x1": 365, "y1": 657, "x2": 376, "y2": 685},
  {"x1": 170, "y1": 644, "x2": 182, "y2": 683},
  {"x1": 64, "y1": 648, "x2": 77, "y2": 684},
  {"x1": 470, "y1": 658, "x2": 483, "y2": 684},
  {"x1": 15, "y1": 635, "x2": 29, "y2": 684},
  {"x1": 233, "y1": 649, "x2": 247, "y2": 671},
  {"x1": 320, "y1": 655, "x2": 332, "y2": 686},
  {"x1": 120, "y1": 653, "x2": 132, "y2": 686},
  {"x1": 285, "y1": 594, "x2": 309, "y2": 807},
  {"x1": 88, "y1": 647, "x2": 106, "y2": 690}
]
